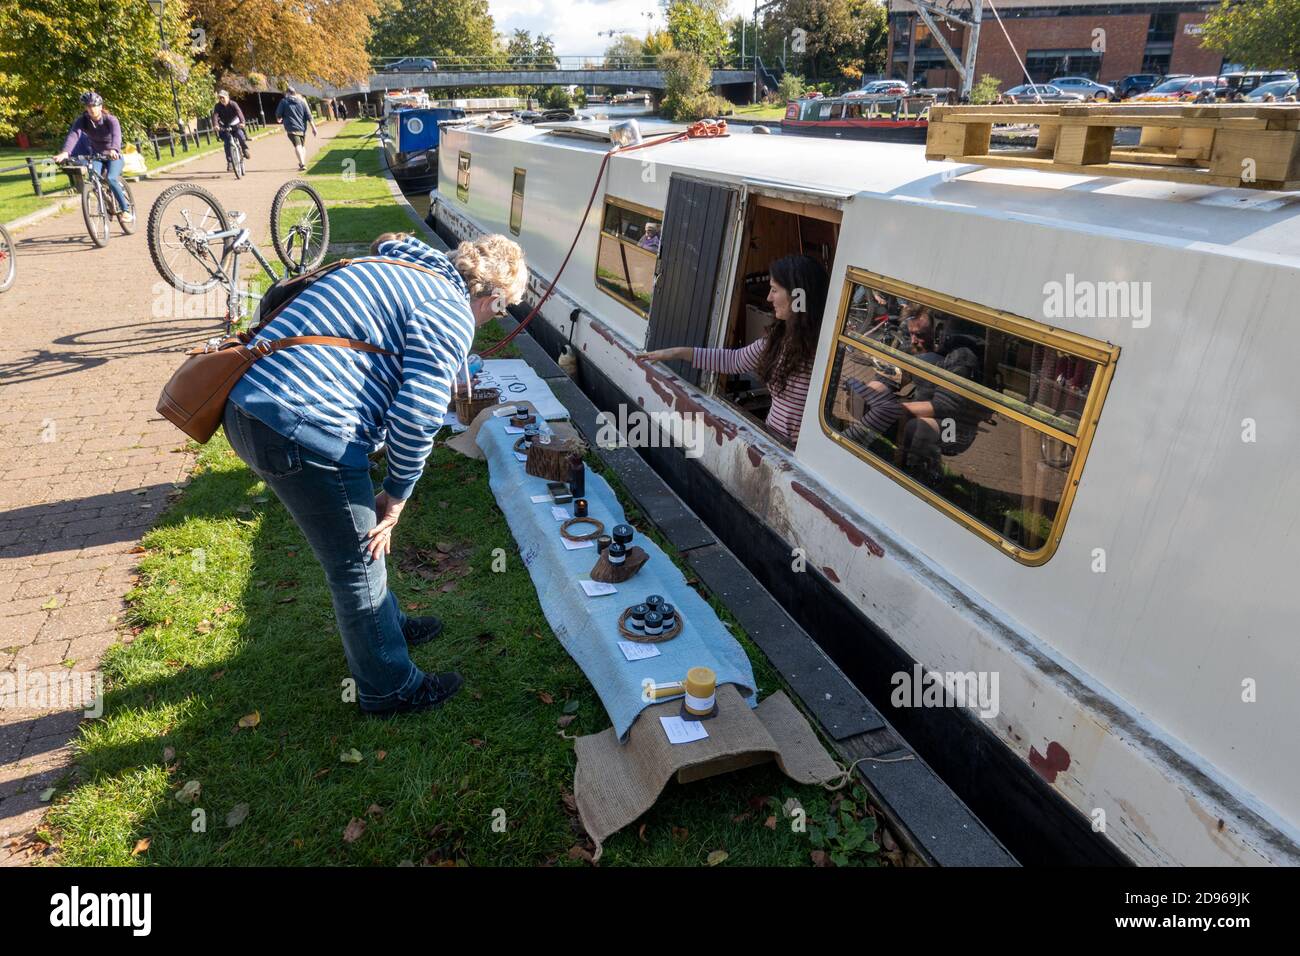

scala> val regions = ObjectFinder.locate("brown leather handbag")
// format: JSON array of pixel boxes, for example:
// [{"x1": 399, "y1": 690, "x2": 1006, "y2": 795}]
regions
[{"x1": 156, "y1": 257, "x2": 444, "y2": 443}]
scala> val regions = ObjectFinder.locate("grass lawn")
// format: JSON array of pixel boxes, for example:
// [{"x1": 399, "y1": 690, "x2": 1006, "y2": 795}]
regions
[
  {"x1": 730, "y1": 104, "x2": 788, "y2": 121},
  {"x1": 41, "y1": 121, "x2": 892, "y2": 866},
  {"x1": 0, "y1": 126, "x2": 279, "y2": 227}
]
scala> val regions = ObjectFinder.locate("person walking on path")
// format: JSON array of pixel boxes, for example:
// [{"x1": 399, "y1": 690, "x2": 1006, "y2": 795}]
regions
[
  {"x1": 222, "y1": 233, "x2": 529, "y2": 716},
  {"x1": 275, "y1": 86, "x2": 318, "y2": 171},
  {"x1": 51, "y1": 91, "x2": 135, "y2": 224}
]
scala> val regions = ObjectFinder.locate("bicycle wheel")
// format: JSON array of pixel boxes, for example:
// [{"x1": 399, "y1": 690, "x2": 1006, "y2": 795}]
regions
[
  {"x1": 147, "y1": 182, "x2": 231, "y2": 294},
  {"x1": 82, "y1": 179, "x2": 110, "y2": 248},
  {"x1": 0, "y1": 224, "x2": 14, "y2": 293},
  {"x1": 270, "y1": 179, "x2": 328, "y2": 274},
  {"x1": 117, "y1": 181, "x2": 138, "y2": 235}
]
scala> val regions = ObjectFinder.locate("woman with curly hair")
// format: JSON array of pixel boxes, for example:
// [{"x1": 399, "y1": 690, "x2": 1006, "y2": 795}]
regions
[
  {"x1": 638, "y1": 254, "x2": 829, "y2": 445},
  {"x1": 223, "y1": 232, "x2": 527, "y2": 716}
]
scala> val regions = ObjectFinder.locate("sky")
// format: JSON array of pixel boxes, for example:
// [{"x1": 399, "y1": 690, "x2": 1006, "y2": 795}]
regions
[{"x1": 487, "y1": 0, "x2": 745, "y2": 56}]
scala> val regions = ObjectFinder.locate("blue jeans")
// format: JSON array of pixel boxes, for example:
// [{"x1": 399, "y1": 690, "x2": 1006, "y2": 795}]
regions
[
  {"x1": 222, "y1": 402, "x2": 423, "y2": 711},
  {"x1": 90, "y1": 156, "x2": 130, "y2": 213}
]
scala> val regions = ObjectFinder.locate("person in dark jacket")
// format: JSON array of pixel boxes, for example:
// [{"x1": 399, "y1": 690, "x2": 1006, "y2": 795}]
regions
[
  {"x1": 211, "y1": 90, "x2": 252, "y2": 165},
  {"x1": 275, "y1": 86, "x2": 318, "y2": 170},
  {"x1": 51, "y1": 91, "x2": 134, "y2": 223}
]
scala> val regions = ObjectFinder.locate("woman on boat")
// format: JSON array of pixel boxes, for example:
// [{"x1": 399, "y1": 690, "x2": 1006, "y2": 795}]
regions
[{"x1": 638, "y1": 255, "x2": 829, "y2": 445}]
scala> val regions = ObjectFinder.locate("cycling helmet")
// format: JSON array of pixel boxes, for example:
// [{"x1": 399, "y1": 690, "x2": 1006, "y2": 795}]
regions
[{"x1": 80, "y1": 91, "x2": 103, "y2": 107}]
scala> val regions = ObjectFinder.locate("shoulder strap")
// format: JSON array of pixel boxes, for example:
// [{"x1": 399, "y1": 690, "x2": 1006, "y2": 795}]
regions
[{"x1": 250, "y1": 335, "x2": 395, "y2": 358}]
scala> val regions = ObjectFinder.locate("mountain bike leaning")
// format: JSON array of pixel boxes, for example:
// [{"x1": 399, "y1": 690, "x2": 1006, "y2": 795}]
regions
[{"x1": 146, "y1": 179, "x2": 329, "y2": 337}]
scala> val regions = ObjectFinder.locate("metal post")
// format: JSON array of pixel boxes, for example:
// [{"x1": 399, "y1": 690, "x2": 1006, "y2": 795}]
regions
[{"x1": 27, "y1": 158, "x2": 43, "y2": 197}]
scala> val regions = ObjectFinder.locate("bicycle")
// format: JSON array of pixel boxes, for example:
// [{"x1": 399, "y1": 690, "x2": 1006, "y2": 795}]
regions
[
  {"x1": 218, "y1": 122, "x2": 246, "y2": 179},
  {"x1": 146, "y1": 179, "x2": 329, "y2": 336},
  {"x1": 58, "y1": 152, "x2": 136, "y2": 248},
  {"x1": 0, "y1": 223, "x2": 14, "y2": 293}
]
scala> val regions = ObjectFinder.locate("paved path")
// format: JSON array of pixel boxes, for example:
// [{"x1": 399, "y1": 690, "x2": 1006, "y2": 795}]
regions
[{"x1": 0, "y1": 122, "x2": 343, "y2": 864}]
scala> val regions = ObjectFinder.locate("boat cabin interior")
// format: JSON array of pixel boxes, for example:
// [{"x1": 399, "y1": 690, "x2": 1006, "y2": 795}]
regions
[{"x1": 715, "y1": 196, "x2": 841, "y2": 440}]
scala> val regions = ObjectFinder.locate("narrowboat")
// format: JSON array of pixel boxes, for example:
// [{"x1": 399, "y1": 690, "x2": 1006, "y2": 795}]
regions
[
  {"x1": 427, "y1": 117, "x2": 1300, "y2": 867},
  {"x1": 380, "y1": 105, "x2": 465, "y2": 194},
  {"x1": 782, "y1": 93, "x2": 946, "y2": 142}
]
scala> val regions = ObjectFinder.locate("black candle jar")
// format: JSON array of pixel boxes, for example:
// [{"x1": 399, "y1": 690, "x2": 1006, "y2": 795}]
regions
[
  {"x1": 612, "y1": 524, "x2": 634, "y2": 546},
  {"x1": 574, "y1": 498, "x2": 588, "y2": 518}
]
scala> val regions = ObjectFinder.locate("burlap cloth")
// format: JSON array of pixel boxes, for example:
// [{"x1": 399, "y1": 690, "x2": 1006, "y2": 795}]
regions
[
  {"x1": 446, "y1": 400, "x2": 584, "y2": 461},
  {"x1": 574, "y1": 686, "x2": 841, "y2": 857}
]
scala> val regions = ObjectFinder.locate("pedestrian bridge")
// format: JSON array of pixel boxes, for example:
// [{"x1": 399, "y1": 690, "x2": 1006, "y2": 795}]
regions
[{"x1": 296, "y1": 57, "x2": 756, "y2": 98}]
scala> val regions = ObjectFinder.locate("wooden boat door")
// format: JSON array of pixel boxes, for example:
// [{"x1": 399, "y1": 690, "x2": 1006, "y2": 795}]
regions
[{"x1": 645, "y1": 174, "x2": 743, "y2": 386}]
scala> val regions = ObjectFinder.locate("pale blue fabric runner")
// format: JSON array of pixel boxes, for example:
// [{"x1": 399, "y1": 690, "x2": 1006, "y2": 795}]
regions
[{"x1": 476, "y1": 416, "x2": 757, "y2": 739}]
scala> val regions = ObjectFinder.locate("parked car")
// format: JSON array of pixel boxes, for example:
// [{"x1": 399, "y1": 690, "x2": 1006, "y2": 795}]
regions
[
  {"x1": 1116, "y1": 74, "x2": 1164, "y2": 99},
  {"x1": 1216, "y1": 71, "x2": 1297, "y2": 101},
  {"x1": 1002, "y1": 84, "x2": 1087, "y2": 104},
  {"x1": 384, "y1": 57, "x2": 437, "y2": 73},
  {"x1": 845, "y1": 79, "x2": 910, "y2": 98},
  {"x1": 1132, "y1": 75, "x2": 1224, "y2": 102},
  {"x1": 1246, "y1": 78, "x2": 1299, "y2": 101},
  {"x1": 1050, "y1": 76, "x2": 1115, "y2": 101}
]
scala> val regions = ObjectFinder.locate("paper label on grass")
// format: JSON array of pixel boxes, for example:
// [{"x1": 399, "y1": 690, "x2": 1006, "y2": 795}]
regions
[
  {"x1": 551, "y1": 506, "x2": 569, "y2": 522},
  {"x1": 660, "y1": 715, "x2": 708, "y2": 744},
  {"x1": 618, "y1": 641, "x2": 660, "y2": 661},
  {"x1": 579, "y1": 579, "x2": 617, "y2": 598},
  {"x1": 561, "y1": 537, "x2": 595, "y2": 551},
  {"x1": 530, "y1": 494, "x2": 551, "y2": 504}
]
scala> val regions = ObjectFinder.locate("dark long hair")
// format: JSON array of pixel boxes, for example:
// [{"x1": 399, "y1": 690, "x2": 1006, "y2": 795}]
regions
[{"x1": 755, "y1": 255, "x2": 829, "y2": 392}]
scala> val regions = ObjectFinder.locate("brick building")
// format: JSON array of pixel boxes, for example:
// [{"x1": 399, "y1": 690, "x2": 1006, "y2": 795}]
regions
[{"x1": 886, "y1": 0, "x2": 1230, "y2": 91}]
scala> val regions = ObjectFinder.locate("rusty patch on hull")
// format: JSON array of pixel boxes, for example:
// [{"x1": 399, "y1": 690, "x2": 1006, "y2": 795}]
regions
[
  {"x1": 822, "y1": 566, "x2": 841, "y2": 583},
  {"x1": 790, "y1": 481, "x2": 885, "y2": 557},
  {"x1": 746, "y1": 444, "x2": 765, "y2": 468},
  {"x1": 1029, "y1": 741, "x2": 1071, "y2": 784}
]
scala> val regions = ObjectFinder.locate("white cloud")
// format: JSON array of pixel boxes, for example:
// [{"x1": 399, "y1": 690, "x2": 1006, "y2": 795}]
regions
[{"x1": 489, "y1": 0, "x2": 745, "y2": 56}]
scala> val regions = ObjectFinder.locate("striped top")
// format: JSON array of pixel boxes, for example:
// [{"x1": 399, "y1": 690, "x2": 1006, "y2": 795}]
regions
[
  {"x1": 694, "y1": 338, "x2": 811, "y2": 445},
  {"x1": 228, "y1": 236, "x2": 476, "y2": 500}
]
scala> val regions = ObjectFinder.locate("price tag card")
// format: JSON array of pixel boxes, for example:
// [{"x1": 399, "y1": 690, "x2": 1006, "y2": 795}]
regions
[
  {"x1": 551, "y1": 506, "x2": 569, "y2": 522},
  {"x1": 561, "y1": 537, "x2": 595, "y2": 551},
  {"x1": 660, "y1": 715, "x2": 708, "y2": 744},
  {"x1": 530, "y1": 494, "x2": 551, "y2": 504},
  {"x1": 504, "y1": 425, "x2": 525, "y2": 435},
  {"x1": 513, "y1": 452, "x2": 529, "y2": 463},
  {"x1": 579, "y1": 580, "x2": 617, "y2": 597},
  {"x1": 618, "y1": 641, "x2": 660, "y2": 661}
]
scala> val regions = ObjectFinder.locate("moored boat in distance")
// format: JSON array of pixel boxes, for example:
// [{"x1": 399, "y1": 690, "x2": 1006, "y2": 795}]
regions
[
  {"x1": 380, "y1": 106, "x2": 464, "y2": 194},
  {"x1": 427, "y1": 115, "x2": 1300, "y2": 867},
  {"x1": 782, "y1": 90, "x2": 951, "y2": 143}
]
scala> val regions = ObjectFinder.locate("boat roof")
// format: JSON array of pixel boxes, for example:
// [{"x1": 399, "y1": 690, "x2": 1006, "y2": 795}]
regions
[{"x1": 459, "y1": 120, "x2": 1300, "y2": 264}]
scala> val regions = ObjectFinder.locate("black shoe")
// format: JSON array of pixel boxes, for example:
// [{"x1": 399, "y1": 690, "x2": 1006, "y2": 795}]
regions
[
  {"x1": 243, "y1": 147, "x2": 251, "y2": 158},
  {"x1": 362, "y1": 671, "x2": 463, "y2": 718},
  {"x1": 402, "y1": 615, "x2": 444, "y2": 647}
]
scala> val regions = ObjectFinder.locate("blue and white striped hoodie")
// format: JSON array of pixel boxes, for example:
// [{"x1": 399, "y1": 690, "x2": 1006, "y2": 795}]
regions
[{"x1": 228, "y1": 236, "x2": 476, "y2": 500}]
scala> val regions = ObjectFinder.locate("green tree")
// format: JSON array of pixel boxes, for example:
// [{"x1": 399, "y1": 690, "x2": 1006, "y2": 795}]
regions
[
  {"x1": 1201, "y1": 0, "x2": 1300, "y2": 72},
  {"x1": 604, "y1": 34, "x2": 644, "y2": 69},
  {"x1": 663, "y1": 0, "x2": 729, "y2": 63},
  {"x1": 970, "y1": 74, "x2": 1001, "y2": 105},
  {"x1": 767, "y1": 0, "x2": 884, "y2": 86},
  {"x1": 0, "y1": 0, "x2": 212, "y2": 141},
  {"x1": 368, "y1": 0, "x2": 500, "y2": 65},
  {"x1": 659, "y1": 48, "x2": 729, "y2": 119}
]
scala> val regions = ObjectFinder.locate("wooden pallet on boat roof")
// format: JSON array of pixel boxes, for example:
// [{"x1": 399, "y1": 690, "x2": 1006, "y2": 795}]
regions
[{"x1": 925, "y1": 103, "x2": 1300, "y2": 191}]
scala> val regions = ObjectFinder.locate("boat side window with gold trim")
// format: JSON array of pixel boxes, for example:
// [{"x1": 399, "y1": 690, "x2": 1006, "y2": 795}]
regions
[
  {"x1": 456, "y1": 151, "x2": 471, "y2": 203},
  {"x1": 595, "y1": 197, "x2": 661, "y2": 317},
  {"x1": 820, "y1": 269, "x2": 1118, "y2": 564},
  {"x1": 509, "y1": 167, "x2": 525, "y2": 235}
]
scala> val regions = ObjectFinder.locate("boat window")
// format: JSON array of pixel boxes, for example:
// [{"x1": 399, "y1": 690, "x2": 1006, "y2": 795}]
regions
[
  {"x1": 510, "y1": 167, "x2": 525, "y2": 235},
  {"x1": 595, "y1": 197, "x2": 661, "y2": 317},
  {"x1": 820, "y1": 268, "x2": 1119, "y2": 564},
  {"x1": 456, "y1": 151, "x2": 470, "y2": 203}
]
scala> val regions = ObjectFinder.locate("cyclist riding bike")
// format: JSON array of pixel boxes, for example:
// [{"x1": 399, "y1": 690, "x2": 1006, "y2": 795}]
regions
[
  {"x1": 212, "y1": 89, "x2": 252, "y2": 170},
  {"x1": 52, "y1": 91, "x2": 134, "y2": 224}
]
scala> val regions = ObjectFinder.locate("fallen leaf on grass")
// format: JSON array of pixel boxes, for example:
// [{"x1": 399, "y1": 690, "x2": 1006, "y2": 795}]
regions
[
  {"x1": 435, "y1": 542, "x2": 452, "y2": 554},
  {"x1": 638, "y1": 824, "x2": 648, "y2": 844},
  {"x1": 339, "y1": 748, "x2": 363, "y2": 764},
  {"x1": 131, "y1": 838, "x2": 151, "y2": 857},
  {"x1": 128, "y1": 546, "x2": 148, "y2": 555},
  {"x1": 38, "y1": 788, "x2": 55, "y2": 802},
  {"x1": 40, "y1": 597, "x2": 59, "y2": 610},
  {"x1": 237, "y1": 711, "x2": 260, "y2": 730},
  {"x1": 537, "y1": 691, "x2": 554, "y2": 705},
  {"x1": 367, "y1": 804, "x2": 385, "y2": 818},
  {"x1": 810, "y1": 850, "x2": 829, "y2": 868},
  {"x1": 556, "y1": 714, "x2": 575, "y2": 729},
  {"x1": 438, "y1": 582, "x2": 458, "y2": 593},
  {"x1": 764, "y1": 815, "x2": 777, "y2": 830},
  {"x1": 213, "y1": 602, "x2": 235, "y2": 616},
  {"x1": 731, "y1": 813, "x2": 750, "y2": 824},
  {"x1": 276, "y1": 596, "x2": 296, "y2": 604},
  {"x1": 567, "y1": 845, "x2": 594, "y2": 864},
  {"x1": 226, "y1": 803, "x2": 250, "y2": 828},
  {"x1": 671, "y1": 826, "x2": 688, "y2": 843},
  {"x1": 175, "y1": 780, "x2": 201, "y2": 804},
  {"x1": 162, "y1": 746, "x2": 175, "y2": 763},
  {"x1": 562, "y1": 699, "x2": 580, "y2": 714},
  {"x1": 209, "y1": 670, "x2": 226, "y2": 682},
  {"x1": 195, "y1": 620, "x2": 213, "y2": 635},
  {"x1": 560, "y1": 791, "x2": 578, "y2": 814},
  {"x1": 342, "y1": 818, "x2": 366, "y2": 844},
  {"x1": 467, "y1": 738, "x2": 484, "y2": 749},
  {"x1": 376, "y1": 750, "x2": 387, "y2": 761},
  {"x1": 706, "y1": 849, "x2": 729, "y2": 867}
]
